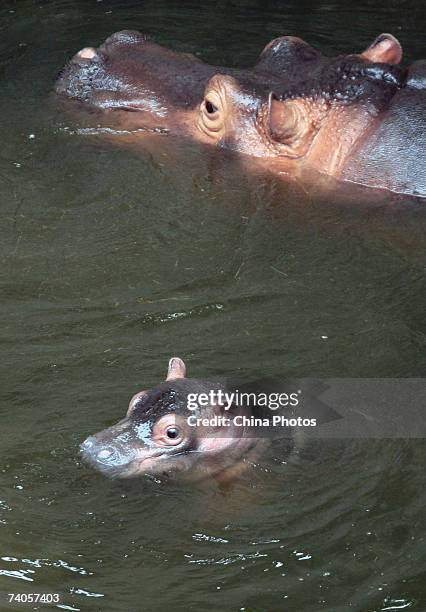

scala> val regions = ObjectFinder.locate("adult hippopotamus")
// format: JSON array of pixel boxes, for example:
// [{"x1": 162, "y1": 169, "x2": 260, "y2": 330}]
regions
[
  {"x1": 56, "y1": 30, "x2": 426, "y2": 197},
  {"x1": 80, "y1": 358, "x2": 271, "y2": 484}
]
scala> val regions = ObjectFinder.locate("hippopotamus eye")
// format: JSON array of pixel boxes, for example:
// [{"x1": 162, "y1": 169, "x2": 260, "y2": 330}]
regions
[
  {"x1": 152, "y1": 415, "x2": 185, "y2": 446},
  {"x1": 205, "y1": 99, "x2": 218, "y2": 114},
  {"x1": 198, "y1": 89, "x2": 226, "y2": 140},
  {"x1": 166, "y1": 426, "x2": 179, "y2": 439}
]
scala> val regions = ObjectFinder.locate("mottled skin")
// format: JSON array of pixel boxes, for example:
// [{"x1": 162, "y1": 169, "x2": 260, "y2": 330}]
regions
[
  {"x1": 80, "y1": 358, "x2": 267, "y2": 484},
  {"x1": 56, "y1": 31, "x2": 426, "y2": 197}
]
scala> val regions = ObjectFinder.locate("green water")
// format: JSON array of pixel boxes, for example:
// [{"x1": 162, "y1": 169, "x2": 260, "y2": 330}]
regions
[{"x1": 0, "y1": 1, "x2": 425, "y2": 610}]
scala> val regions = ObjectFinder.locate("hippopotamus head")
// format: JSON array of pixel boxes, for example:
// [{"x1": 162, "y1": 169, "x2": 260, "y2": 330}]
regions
[
  {"x1": 56, "y1": 30, "x2": 416, "y2": 191},
  {"x1": 80, "y1": 357, "x2": 260, "y2": 481},
  {"x1": 195, "y1": 32, "x2": 403, "y2": 165}
]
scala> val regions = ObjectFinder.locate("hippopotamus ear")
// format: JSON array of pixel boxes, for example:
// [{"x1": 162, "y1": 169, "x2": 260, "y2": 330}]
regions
[
  {"x1": 360, "y1": 34, "x2": 402, "y2": 65},
  {"x1": 166, "y1": 357, "x2": 187, "y2": 381},
  {"x1": 127, "y1": 390, "x2": 148, "y2": 416}
]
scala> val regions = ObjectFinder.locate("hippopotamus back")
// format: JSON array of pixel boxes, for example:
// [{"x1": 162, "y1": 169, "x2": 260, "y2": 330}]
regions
[{"x1": 341, "y1": 61, "x2": 426, "y2": 197}]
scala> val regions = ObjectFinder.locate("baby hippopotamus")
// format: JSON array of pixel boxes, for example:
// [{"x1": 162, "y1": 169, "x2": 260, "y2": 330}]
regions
[{"x1": 80, "y1": 358, "x2": 270, "y2": 484}]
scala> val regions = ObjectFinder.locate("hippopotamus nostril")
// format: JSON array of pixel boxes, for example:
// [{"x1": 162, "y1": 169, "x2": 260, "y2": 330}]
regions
[
  {"x1": 92, "y1": 446, "x2": 125, "y2": 467},
  {"x1": 101, "y1": 30, "x2": 148, "y2": 49},
  {"x1": 97, "y1": 448, "x2": 114, "y2": 461},
  {"x1": 76, "y1": 47, "x2": 99, "y2": 60},
  {"x1": 80, "y1": 436, "x2": 96, "y2": 452},
  {"x1": 70, "y1": 47, "x2": 103, "y2": 71}
]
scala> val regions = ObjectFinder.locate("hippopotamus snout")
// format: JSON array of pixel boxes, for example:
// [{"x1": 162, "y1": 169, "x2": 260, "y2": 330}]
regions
[
  {"x1": 56, "y1": 32, "x2": 130, "y2": 99},
  {"x1": 80, "y1": 432, "x2": 140, "y2": 477}
]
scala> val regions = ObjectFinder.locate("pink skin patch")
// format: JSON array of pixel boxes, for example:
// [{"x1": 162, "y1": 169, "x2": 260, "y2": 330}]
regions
[{"x1": 77, "y1": 47, "x2": 98, "y2": 60}]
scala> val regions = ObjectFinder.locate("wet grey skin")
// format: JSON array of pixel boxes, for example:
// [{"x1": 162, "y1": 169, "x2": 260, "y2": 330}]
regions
[{"x1": 56, "y1": 30, "x2": 426, "y2": 196}]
